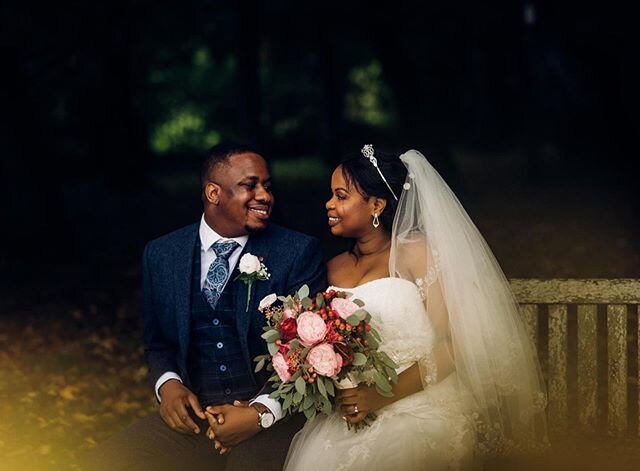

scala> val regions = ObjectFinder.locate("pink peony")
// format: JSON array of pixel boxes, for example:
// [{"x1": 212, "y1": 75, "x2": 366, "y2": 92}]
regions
[
  {"x1": 307, "y1": 343, "x2": 343, "y2": 377},
  {"x1": 272, "y1": 351, "x2": 292, "y2": 383},
  {"x1": 296, "y1": 311, "x2": 328, "y2": 347},
  {"x1": 330, "y1": 297, "x2": 360, "y2": 320}
]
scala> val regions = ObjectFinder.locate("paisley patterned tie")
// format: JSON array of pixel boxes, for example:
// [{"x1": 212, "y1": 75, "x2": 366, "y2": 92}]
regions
[{"x1": 202, "y1": 239, "x2": 240, "y2": 310}]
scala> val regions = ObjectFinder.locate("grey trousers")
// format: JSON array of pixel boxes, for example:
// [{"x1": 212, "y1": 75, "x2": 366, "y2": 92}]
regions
[{"x1": 82, "y1": 411, "x2": 305, "y2": 471}]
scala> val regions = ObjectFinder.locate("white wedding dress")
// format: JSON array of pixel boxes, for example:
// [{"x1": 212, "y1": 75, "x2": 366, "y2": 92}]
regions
[{"x1": 283, "y1": 278, "x2": 477, "y2": 471}]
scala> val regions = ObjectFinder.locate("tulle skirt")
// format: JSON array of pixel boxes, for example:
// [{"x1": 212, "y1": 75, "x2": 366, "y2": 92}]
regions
[{"x1": 283, "y1": 374, "x2": 477, "y2": 471}]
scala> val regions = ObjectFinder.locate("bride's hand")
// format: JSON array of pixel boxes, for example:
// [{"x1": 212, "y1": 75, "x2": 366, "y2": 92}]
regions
[{"x1": 336, "y1": 384, "x2": 386, "y2": 425}]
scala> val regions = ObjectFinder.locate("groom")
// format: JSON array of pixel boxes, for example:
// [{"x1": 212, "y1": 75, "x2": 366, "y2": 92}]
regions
[{"x1": 86, "y1": 144, "x2": 326, "y2": 470}]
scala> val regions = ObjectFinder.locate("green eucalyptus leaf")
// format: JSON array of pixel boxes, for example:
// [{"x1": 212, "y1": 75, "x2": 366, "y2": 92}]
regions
[
  {"x1": 352, "y1": 352, "x2": 367, "y2": 366},
  {"x1": 346, "y1": 314, "x2": 361, "y2": 327},
  {"x1": 316, "y1": 293, "x2": 325, "y2": 308},
  {"x1": 370, "y1": 328, "x2": 382, "y2": 341},
  {"x1": 297, "y1": 285, "x2": 310, "y2": 299},
  {"x1": 283, "y1": 393, "x2": 293, "y2": 411},
  {"x1": 380, "y1": 351, "x2": 399, "y2": 369},
  {"x1": 304, "y1": 406, "x2": 316, "y2": 420},
  {"x1": 374, "y1": 371, "x2": 392, "y2": 392},
  {"x1": 385, "y1": 366, "x2": 399, "y2": 383},
  {"x1": 295, "y1": 376, "x2": 306, "y2": 396},
  {"x1": 353, "y1": 309, "x2": 368, "y2": 320},
  {"x1": 301, "y1": 297, "x2": 312, "y2": 309},
  {"x1": 365, "y1": 333, "x2": 379, "y2": 349},
  {"x1": 375, "y1": 386, "x2": 394, "y2": 397},
  {"x1": 325, "y1": 379, "x2": 335, "y2": 397},
  {"x1": 267, "y1": 342, "x2": 279, "y2": 355},
  {"x1": 261, "y1": 330, "x2": 281, "y2": 342},
  {"x1": 303, "y1": 393, "x2": 314, "y2": 410},
  {"x1": 254, "y1": 358, "x2": 266, "y2": 373},
  {"x1": 321, "y1": 397, "x2": 333, "y2": 416},
  {"x1": 317, "y1": 376, "x2": 328, "y2": 399},
  {"x1": 352, "y1": 298, "x2": 365, "y2": 307}
]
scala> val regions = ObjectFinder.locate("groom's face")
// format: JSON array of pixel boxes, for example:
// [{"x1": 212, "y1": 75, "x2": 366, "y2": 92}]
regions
[{"x1": 207, "y1": 152, "x2": 273, "y2": 236}]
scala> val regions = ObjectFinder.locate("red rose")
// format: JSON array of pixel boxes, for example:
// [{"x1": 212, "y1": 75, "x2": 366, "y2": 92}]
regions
[{"x1": 280, "y1": 317, "x2": 298, "y2": 341}]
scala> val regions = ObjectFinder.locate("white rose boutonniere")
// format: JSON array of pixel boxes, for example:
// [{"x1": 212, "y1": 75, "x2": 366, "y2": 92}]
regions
[{"x1": 236, "y1": 253, "x2": 270, "y2": 311}]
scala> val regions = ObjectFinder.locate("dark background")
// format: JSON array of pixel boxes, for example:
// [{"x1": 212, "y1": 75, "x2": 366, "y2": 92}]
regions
[
  {"x1": 0, "y1": 1, "x2": 639, "y2": 468},
  {"x1": 2, "y1": 0, "x2": 638, "y2": 294}
]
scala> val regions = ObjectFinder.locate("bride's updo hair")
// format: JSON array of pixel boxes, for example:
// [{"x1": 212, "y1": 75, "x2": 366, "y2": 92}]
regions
[{"x1": 340, "y1": 148, "x2": 407, "y2": 232}]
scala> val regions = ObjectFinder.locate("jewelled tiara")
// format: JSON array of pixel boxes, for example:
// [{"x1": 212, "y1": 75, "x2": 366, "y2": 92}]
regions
[{"x1": 361, "y1": 144, "x2": 399, "y2": 201}]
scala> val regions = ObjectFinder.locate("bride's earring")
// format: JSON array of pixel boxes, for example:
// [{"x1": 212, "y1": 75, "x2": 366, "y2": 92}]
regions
[{"x1": 372, "y1": 213, "x2": 380, "y2": 228}]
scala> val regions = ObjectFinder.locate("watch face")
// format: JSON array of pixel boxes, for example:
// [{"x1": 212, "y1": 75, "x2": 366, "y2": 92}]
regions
[{"x1": 260, "y1": 412, "x2": 275, "y2": 428}]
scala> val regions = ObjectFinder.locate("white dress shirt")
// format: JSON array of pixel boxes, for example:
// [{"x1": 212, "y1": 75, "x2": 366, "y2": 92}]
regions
[{"x1": 155, "y1": 214, "x2": 282, "y2": 421}]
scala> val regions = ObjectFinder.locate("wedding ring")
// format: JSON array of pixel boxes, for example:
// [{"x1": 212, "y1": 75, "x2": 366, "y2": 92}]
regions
[{"x1": 353, "y1": 405, "x2": 359, "y2": 414}]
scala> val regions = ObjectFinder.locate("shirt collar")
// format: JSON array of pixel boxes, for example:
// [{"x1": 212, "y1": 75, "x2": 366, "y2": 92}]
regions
[{"x1": 199, "y1": 214, "x2": 249, "y2": 252}]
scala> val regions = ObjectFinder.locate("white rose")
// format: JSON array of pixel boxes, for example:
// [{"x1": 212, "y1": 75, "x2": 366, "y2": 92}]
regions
[
  {"x1": 239, "y1": 253, "x2": 262, "y2": 274},
  {"x1": 258, "y1": 293, "x2": 277, "y2": 311}
]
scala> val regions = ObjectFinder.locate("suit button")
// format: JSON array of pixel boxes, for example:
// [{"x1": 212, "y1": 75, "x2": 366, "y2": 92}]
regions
[
  {"x1": 219, "y1": 365, "x2": 227, "y2": 372},
  {"x1": 212, "y1": 319, "x2": 220, "y2": 326},
  {"x1": 224, "y1": 388, "x2": 231, "y2": 395},
  {"x1": 216, "y1": 342, "x2": 224, "y2": 349}
]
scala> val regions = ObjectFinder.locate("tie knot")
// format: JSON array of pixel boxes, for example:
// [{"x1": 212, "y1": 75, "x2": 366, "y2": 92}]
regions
[{"x1": 212, "y1": 239, "x2": 239, "y2": 260}]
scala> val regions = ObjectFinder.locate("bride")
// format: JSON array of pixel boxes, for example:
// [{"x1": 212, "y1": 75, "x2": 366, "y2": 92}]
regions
[{"x1": 283, "y1": 145, "x2": 549, "y2": 470}]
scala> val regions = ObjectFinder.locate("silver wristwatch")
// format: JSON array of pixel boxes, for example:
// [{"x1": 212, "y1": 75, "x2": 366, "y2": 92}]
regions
[{"x1": 253, "y1": 404, "x2": 275, "y2": 429}]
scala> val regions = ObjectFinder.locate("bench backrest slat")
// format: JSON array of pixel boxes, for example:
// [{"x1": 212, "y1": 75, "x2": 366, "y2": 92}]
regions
[{"x1": 511, "y1": 279, "x2": 640, "y2": 437}]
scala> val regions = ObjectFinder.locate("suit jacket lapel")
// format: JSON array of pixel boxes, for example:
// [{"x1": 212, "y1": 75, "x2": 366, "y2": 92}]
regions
[{"x1": 174, "y1": 225, "x2": 198, "y2": 358}]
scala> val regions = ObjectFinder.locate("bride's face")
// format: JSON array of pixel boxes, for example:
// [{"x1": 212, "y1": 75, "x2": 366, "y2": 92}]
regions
[{"x1": 325, "y1": 165, "x2": 376, "y2": 238}]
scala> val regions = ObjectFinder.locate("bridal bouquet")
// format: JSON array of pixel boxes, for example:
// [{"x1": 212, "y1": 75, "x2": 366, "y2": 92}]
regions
[{"x1": 254, "y1": 285, "x2": 398, "y2": 428}]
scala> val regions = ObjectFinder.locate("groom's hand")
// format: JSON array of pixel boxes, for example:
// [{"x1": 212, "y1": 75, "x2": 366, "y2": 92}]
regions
[
  {"x1": 205, "y1": 402, "x2": 261, "y2": 449},
  {"x1": 158, "y1": 379, "x2": 205, "y2": 434}
]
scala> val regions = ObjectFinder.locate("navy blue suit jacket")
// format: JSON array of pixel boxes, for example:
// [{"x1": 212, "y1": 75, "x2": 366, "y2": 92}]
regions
[{"x1": 142, "y1": 221, "x2": 327, "y2": 393}]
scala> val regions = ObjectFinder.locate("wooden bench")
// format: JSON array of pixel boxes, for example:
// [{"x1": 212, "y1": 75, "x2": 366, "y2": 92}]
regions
[{"x1": 510, "y1": 279, "x2": 640, "y2": 436}]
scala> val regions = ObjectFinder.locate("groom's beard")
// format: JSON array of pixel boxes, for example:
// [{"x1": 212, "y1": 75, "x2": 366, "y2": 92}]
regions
[{"x1": 245, "y1": 221, "x2": 269, "y2": 233}]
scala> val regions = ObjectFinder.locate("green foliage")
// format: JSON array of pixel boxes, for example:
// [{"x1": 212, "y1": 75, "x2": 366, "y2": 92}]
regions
[
  {"x1": 345, "y1": 60, "x2": 397, "y2": 128},
  {"x1": 147, "y1": 48, "x2": 237, "y2": 156}
]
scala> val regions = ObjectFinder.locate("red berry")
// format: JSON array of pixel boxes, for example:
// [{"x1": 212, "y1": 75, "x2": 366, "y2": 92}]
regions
[{"x1": 275, "y1": 339, "x2": 282, "y2": 345}]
